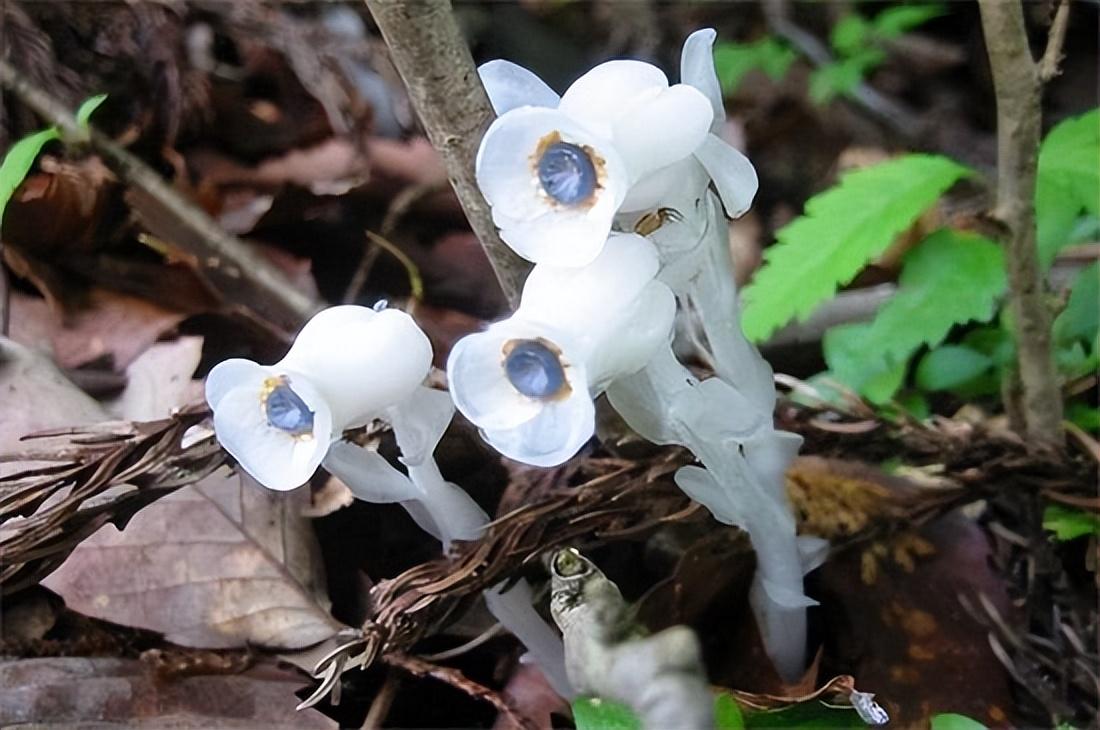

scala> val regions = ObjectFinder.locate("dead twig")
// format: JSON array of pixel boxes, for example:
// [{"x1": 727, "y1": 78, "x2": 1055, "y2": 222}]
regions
[
  {"x1": 362, "y1": 0, "x2": 530, "y2": 308},
  {"x1": 383, "y1": 652, "x2": 539, "y2": 730},
  {"x1": 0, "y1": 58, "x2": 320, "y2": 337}
]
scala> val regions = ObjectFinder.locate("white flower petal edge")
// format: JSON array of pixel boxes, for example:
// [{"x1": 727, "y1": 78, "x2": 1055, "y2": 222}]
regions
[
  {"x1": 206, "y1": 358, "x2": 267, "y2": 409},
  {"x1": 388, "y1": 386, "x2": 455, "y2": 467},
  {"x1": 481, "y1": 387, "x2": 595, "y2": 467},
  {"x1": 611, "y1": 84, "x2": 713, "y2": 179},
  {"x1": 557, "y1": 59, "x2": 668, "y2": 138},
  {"x1": 680, "y1": 28, "x2": 725, "y2": 131},
  {"x1": 210, "y1": 368, "x2": 333, "y2": 491},
  {"x1": 517, "y1": 232, "x2": 660, "y2": 341},
  {"x1": 479, "y1": 59, "x2": 560, "y2": 114},
  {"x1": 693, "y1": 134, "x2": 759, "y2": 219},
  {"x1": 278, "y1": 306, "x2": 433, "y2": 430},
  {"x1": 476, "y1": 106, "x2": 629, "y2": 267}
]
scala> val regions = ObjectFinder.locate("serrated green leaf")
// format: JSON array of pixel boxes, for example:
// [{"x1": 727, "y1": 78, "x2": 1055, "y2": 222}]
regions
[
  {"x1": 872, "y1": 4, "x2": 946, "y2": 38},
  {"x1": 0, "y1": 127, "x2": 60, "y2": 227},
  {"x1": 915, "y1": 345, "x2": 994, "y2": 392},
  {"x1": 1054, "y1": 261, "x2": 1099, "y2": 348},
  {"x1": 75, "y1": 93, "x2": 108, "y2": 128},
  {"x1": 715, "y1": 694, "x2": 746, "y2": 730},
  {"x1": 1037, "y1": 109, "x2": 1100, "y2": 268},
  {"x1": 831, "y1": 15, "x2": 870, "y2": 57},
  {"x1": 572, "y1": 698, "x2": 641, "y2": 730},
  {"x1": 931, "y1": 713, "x2": 988, "y2": 730},
  {"x1": 714, "y1": 39, "x2": 796, "y2": 94},
  {"x1": 861, "y1": 229, "x2": 1005, "y2": 361},
  {"x1": 1043, "y1": 504, "x2": 1100, "y2": 541},
  {"x1": 824, "y1": 323, "x2": 908, "y2": 403},
  {"x1": 742, "y1": 154, "x2": 972, "y2": 341}
]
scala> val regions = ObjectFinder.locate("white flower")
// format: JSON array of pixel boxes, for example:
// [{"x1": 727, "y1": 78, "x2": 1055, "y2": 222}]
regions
[
  {"x1": 448, "y1": 233, "x2": 675, "y2": 466},
  {"x1": 206, "y1": 305, "x2": 432, "y2": 491},
  {"x1": 476, "y1": 58, "x2": 713, "y2": 267}
]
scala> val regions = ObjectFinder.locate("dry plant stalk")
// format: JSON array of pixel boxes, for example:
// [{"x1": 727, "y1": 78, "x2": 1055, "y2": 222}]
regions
[
  {"x1": 0, "y1": 404, "x2": 224, "y2": 594},
  {"x1": 977, "y1": 0, "x2": 1066, "y2": 449},
  {"x1": 362, "y1": 0, "x2": 530, "y2": 307}
]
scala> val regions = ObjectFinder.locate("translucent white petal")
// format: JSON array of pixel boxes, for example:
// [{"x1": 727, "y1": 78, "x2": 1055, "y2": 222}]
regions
[
  {"x1": 323, "y1": 440, "x2": 419, "y2": 503},
  {"x1": 797, "y1": 535, "x2": 830, "y2": 575},
  {"x1": 674, "y1": 464, "x2": 746, "y2": 529},
  {"x1": 517, "y1": 232, "x2": 660, "y2": 340},
  {"x1": 558, "y1": 60, "x2": 668, "y2": 137},
  {"x1": 405, "y1": 459, "x2": 488, "y2": 544},
  {"x1": 618, "y1": 157, "x2": 709, "y2": 214},
  {"x1": 213, "y1": 380, "x2": 332, "y2": 491},
  {"x1": 743, "y1": 429, "x2": 803, "y2": 500},
  {"x1": 760, "y1": 577, "x2": 819, "y2": 609},
  {"x1": 585, "y1": 280, "x2": 676, "y2": 390},
  {"x1": 484, "y1": 580, "x2": 573, "y2": 698},
  {"x1": 693, "y1": 133, "x2": 759, "y2": 218},
  {"x1": 388, "y1": 386, "x2": 455, "y2": 467},
  {"x1": 205, "y1": 358, "x2": 267, "y2": 409},
  {"x1": 611, "y1": 84, "x2": 713, "y2": 179},
  {"x1": 481, "y1": 385, "x2": 594, "y2": 467},
  {"x1": 401, "y1": 500, "x2": 444, "y2": 542},
  {"x1": 447, "y1": 325, "x2": 543, "y2": 431},
  {"x1": 278, "y1": 306, "x2": 433, "y2": 430},
  {"x1": 680, "y1": 28, "x2": 725, "y2": 129},
  {"x1": 479, "y1": 59, "x2": 560, "y2": 114},
  {"x1": 476, "y1": 107, "x2": 629, "y2": 266}
]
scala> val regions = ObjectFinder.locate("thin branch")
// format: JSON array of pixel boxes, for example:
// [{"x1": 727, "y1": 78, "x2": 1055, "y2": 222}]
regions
[
  {"x1": 0, "y1": 58, "x2": 320, "y2": 336},
  {"x1": 363, "y1": 0, "x2": 530, "y2": 309},
  {"x1": 1038, "y1": 0, "x2": 1072, "y2": 83},
  {"x1": 977, "y1": 0, "x2": 1064, "y2": 449},
  {"x1": 762, "y1": 0, "x2": 920, "y2": 141}
]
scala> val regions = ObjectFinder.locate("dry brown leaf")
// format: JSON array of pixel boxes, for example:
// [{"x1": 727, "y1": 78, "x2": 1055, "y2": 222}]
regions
[
  {"x1": 0, "y1": 656, "x2": 336, "y2": 728},
  {"x1": 43, "y1": 468, "x2": 342, "y2": 650},
  {"x1": 103, "y1": 336, "x2": 205, "y2": 421},
  {"x1": 9, "y1": 289, "x2": 185, "y2": 371},
  {"x1": 0, "y1": 337, "x2": 106, "y2": 457}
]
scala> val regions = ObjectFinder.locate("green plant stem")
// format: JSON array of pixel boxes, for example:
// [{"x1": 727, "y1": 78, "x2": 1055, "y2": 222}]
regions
[
  {"x1": 362, "y1": 0, "x2": 530, "y2": 308},
  {"x1": 977, "y1": 0, "x2": 1064, "y2": 449}
]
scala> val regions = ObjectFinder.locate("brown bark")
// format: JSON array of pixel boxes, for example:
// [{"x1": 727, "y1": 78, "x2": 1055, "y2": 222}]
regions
[
  {"x1": 977, "y1": 0, "x2": 1064, "y2": 449},
  {"x1": 363, "y1": 0, "x2": 530, "y2": 308}
]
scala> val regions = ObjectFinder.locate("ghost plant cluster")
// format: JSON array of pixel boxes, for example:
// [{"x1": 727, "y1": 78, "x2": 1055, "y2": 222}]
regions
[{"x1": 206, "y1": 29, "x2": 817, "y2": 690}]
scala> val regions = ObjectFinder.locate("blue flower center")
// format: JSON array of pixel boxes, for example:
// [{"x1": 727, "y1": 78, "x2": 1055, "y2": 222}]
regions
[
  {"x1": 504, "y1": 339, "x2": 567, "y2": 399},
  {"x1": 537, "y1": 141, "x2": 597, "y2": 206},
  {"x1": 264, "y1": 379, "x2": 314, "y2": 436}
]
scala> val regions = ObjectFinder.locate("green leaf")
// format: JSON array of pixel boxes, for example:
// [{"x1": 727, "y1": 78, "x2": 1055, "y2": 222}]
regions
[
  {"x1": 1054, "y1": 262, "x2": 1099, "y2": 347},
  {"x1": 861, "y1": 229, "x2": 1006, "y2": 361},
  {"x1": 714, "y1": 39, "x2": 796, "y2": 94},
  {"x1": 872, "y1": 4, "x2": 946, "y2": 38},
  {"x1": 1043, "y1": 504, "x2": 1100, "y2": 541},
  {"x1": 931, "y1": 713, "x2": 988, "y2": 730},
  {"x1": 745, "y1": 703, "x2": 864, "y2": 729},
  {"x1": 1066, "y1": 401, "x2": 1100, "y2": 432},
  {"x1": 831, "y1": 15, "x2": 870, "y2": 57},
  {"x1": 824, "y1": 323, "x2": 908, "y2": 403},
  {"x1": 1036, "y1": 109, "x2": 1100, "y2": 268},
  {"x1": 715, "y1": 694, "x2": 746, "y2": 730},
  {"x1": 75, "y1": 93, "x2": 108, "y2": 128},
  {"x1": 742, "y1": 154, "x2": 972, "y2": 341},
  {"x1": 808, "y1": 49, "x2": 884, "y2": 104},
  {"x1": 572, "y1": 698, "x2": 641, "y2": 730},
  {"x1": 0, "y1": 127, "x2": 60, "y2": 227},
  {"x1": 915, "y1": 345, "x2": 994, "y2": 392}
]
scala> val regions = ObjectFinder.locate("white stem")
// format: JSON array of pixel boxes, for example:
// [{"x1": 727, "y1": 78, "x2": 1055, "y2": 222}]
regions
[{"x1": 608, "y1": 346, "x2": 809, "y2": 681}]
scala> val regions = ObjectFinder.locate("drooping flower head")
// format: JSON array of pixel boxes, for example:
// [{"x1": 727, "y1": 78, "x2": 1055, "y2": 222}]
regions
[
  {"x1": 476, "y1": 29, "x2": 760, "y2": 268},
  {"x1": 206, "y1": 305, "x2": 432, "y2": 490},
  {"x1": 477, "y1": 58, "x2": 713, "y2": 267},
  {"x1": 448, "y1": 233, "x2": 675, "y2": 466}
]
